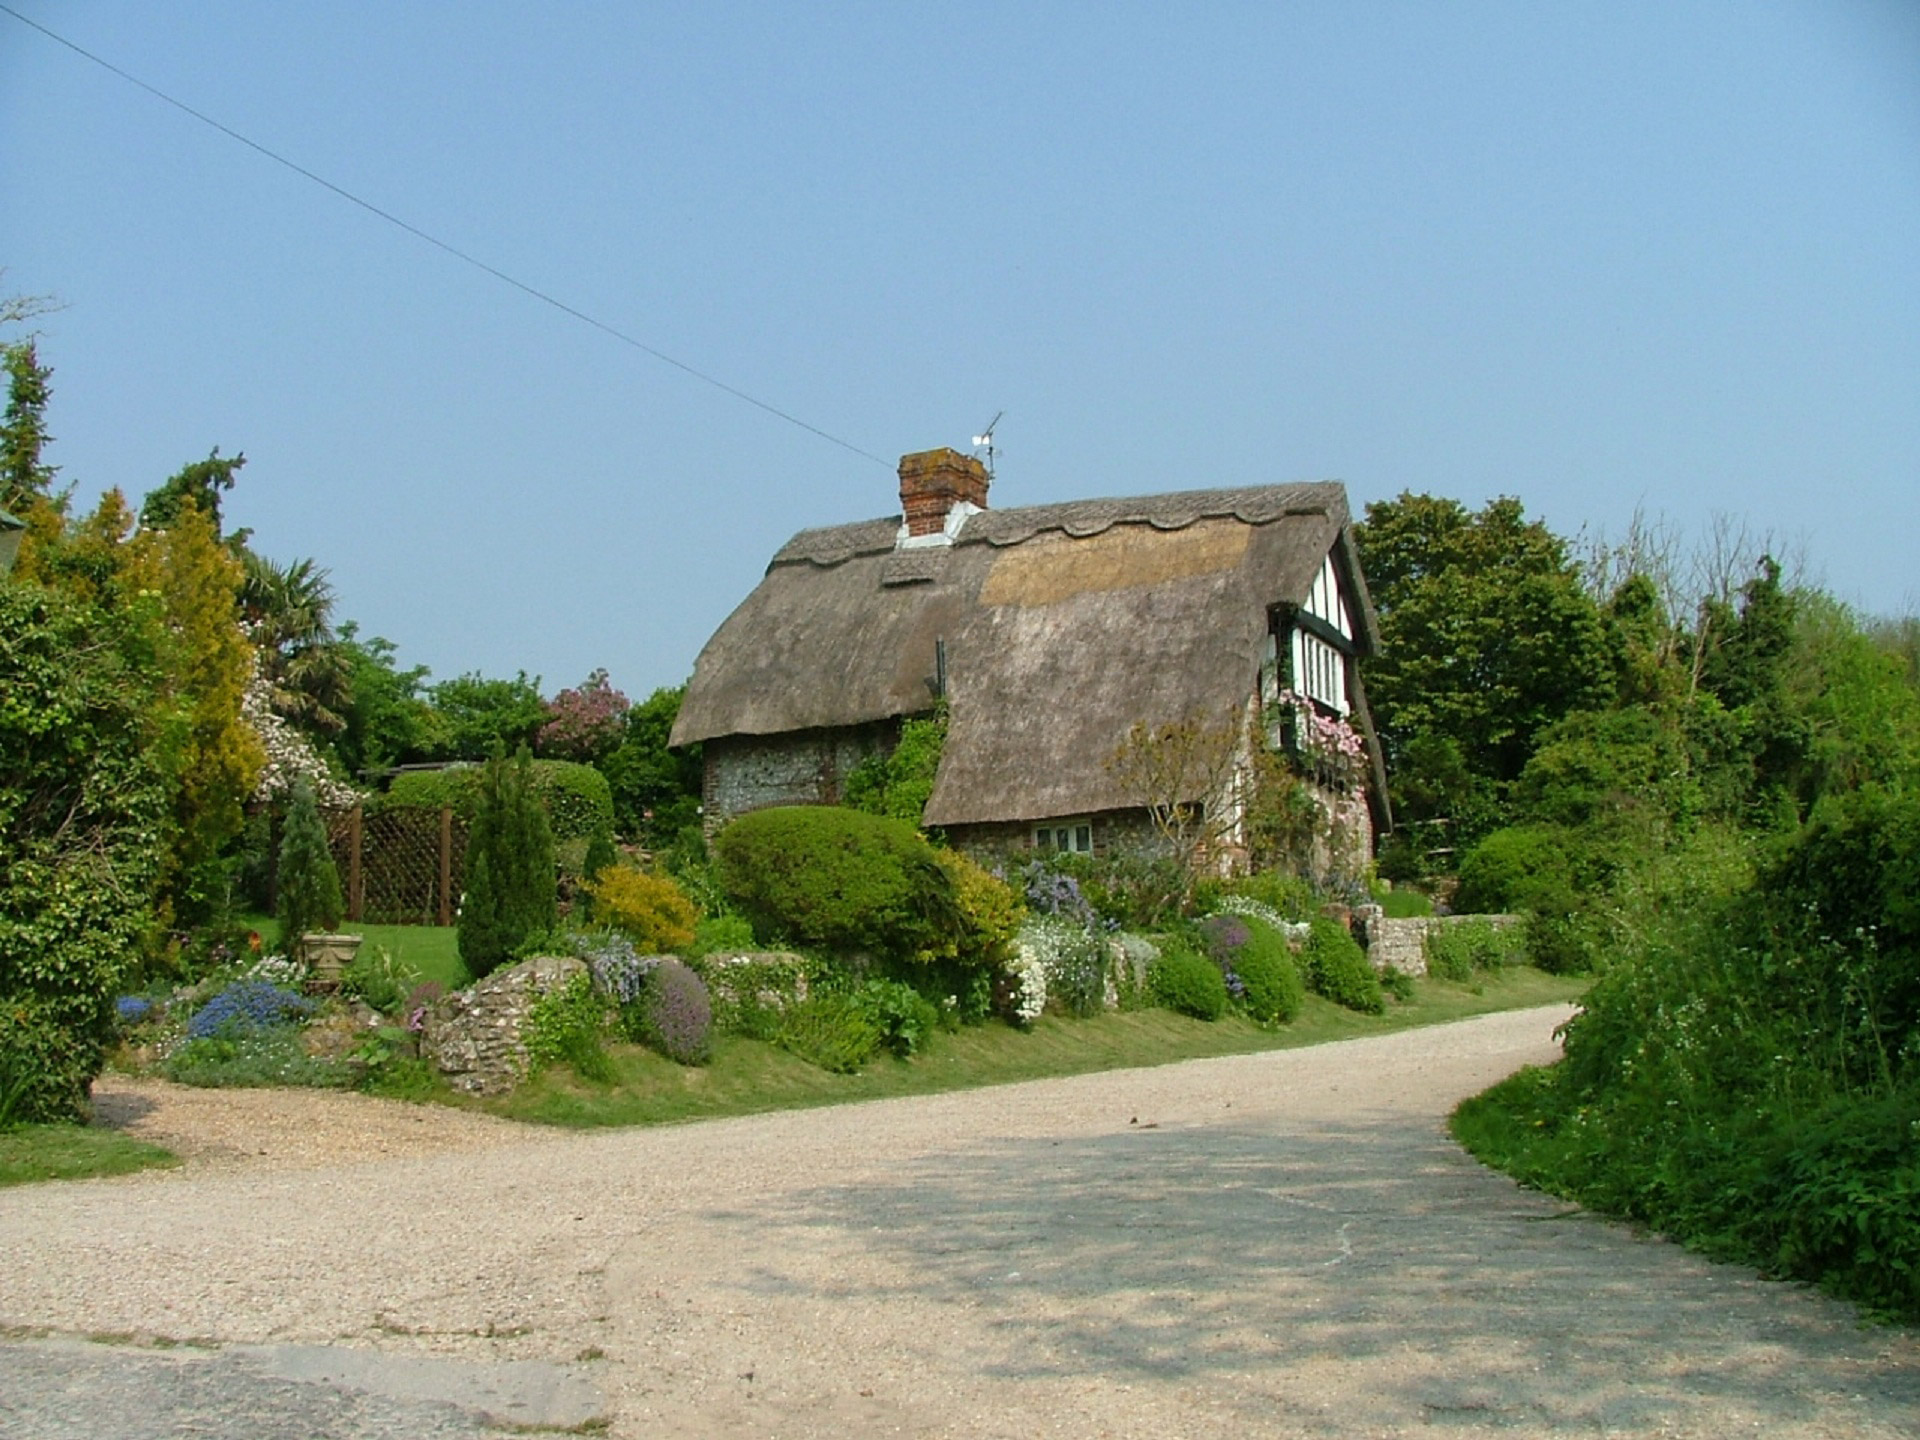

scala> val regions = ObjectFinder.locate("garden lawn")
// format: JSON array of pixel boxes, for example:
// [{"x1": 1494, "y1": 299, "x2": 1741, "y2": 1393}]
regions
[
  {"x1": 491, "y1": 966, "x2": 1586, "y2": 1129},
  {"x1": 0, "y1": 1125, "x2": 177, "y2": 1188},
  {"x1": 242, "y1": 914, "x2": 467, "y2": 991}
]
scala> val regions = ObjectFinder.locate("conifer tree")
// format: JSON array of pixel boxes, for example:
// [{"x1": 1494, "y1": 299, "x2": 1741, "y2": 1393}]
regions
[
  {"x1": 277, "y1": 779, "x2": 343, "y2": 942},
  {"x1": 457, "y1": 746, "x2": 557, "y2": 978}
]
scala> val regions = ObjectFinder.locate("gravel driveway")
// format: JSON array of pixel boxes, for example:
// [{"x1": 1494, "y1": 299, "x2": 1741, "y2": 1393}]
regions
[{"x1": 3, "y1": 1004, "x2": 1916, "y2": 1438}]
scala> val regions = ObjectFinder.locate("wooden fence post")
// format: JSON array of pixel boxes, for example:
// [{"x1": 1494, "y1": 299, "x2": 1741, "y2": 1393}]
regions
[
  {"x1": 348, "y1": 803, "x2": 364, "y2": 924},
  {"x1": 438, "y1": 804, "x2": 454, "y2": 927}
]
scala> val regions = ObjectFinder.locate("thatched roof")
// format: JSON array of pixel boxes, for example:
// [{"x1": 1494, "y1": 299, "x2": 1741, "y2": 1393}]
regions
[{"x1": 672, "y1": 482, "x2": 1379, "y2": 827}]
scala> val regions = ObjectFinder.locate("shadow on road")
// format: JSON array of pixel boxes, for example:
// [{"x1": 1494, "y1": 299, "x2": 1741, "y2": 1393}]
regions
[{"x1": 716, "y1": 1110, "x2": 1920, "y2": 1434}]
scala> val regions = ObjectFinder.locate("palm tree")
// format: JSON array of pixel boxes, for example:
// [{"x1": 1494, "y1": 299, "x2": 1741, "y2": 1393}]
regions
[{"x1": 241, "y1": 551, "x2": 352, "y2": 737}]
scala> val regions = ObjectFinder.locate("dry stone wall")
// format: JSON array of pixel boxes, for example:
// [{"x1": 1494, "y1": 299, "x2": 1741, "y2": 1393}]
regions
[
  {"x1": 421, "y1": 954, "x2": 586, "y2": 1096},
  {"x1": 1364, "y1": 913, "x2": 1522, "y2": 976}
]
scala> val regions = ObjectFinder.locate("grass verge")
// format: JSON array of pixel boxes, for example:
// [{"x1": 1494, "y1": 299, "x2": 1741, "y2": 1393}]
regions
[
  {"x1": 0, "y1": 1125, "x2": 178, "y2": 1188},
  {"x1": 490, "y1": 966, "x2": 1586, "y2": 1129}
]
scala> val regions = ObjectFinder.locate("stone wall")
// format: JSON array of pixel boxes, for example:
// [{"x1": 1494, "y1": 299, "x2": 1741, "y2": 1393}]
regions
[
  {"x1": 1364, "y1": 913, "x2": 1522, "y2": 977},
  {"x1": 421, "y1": 953, "x2": 585, "y2": 1096},
  {"x1": 703, "y1": 725, "x2": 891, "y2": 830}
]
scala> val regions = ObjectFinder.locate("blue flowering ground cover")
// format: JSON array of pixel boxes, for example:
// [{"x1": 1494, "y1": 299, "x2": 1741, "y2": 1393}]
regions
[{"x1": 185, "y1": 981, "x2": 315, "y2": 1040}]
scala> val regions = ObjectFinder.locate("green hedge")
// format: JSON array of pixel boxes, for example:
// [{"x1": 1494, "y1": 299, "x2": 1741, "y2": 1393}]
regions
[
  {"x1": 379, "y1": 758, "x2": 613, "y2": 840},
  {"x1": 713, "y1": 806, "x2": 960, "y2": 962}
]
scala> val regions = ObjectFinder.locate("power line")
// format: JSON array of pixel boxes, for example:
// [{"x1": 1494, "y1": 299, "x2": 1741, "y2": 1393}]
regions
[{"x1": 0, "y1": 3, "x2": 892, "y2": 468}]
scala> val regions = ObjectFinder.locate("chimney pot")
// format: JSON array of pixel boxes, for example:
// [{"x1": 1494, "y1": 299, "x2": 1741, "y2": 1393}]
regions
[{"x1": 898, "y1": 448, "x2": 989, "y2": 538}]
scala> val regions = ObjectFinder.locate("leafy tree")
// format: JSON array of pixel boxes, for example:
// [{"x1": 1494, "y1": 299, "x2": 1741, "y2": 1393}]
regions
[
  {"x1": 422, "y1": 670, "x2": 546, "y2": 761},
  {"x1": 1355, "y1": 493, "x2": 1614, "y2": 849},
  {"x1": 1, "y1": 339, "x2": 57, "y2": 514},
  {"x1": 0, "y1": 581, "x2": 167, "y2": 1123},
  {"x1": 600, "y1": 684, "x2": 703, "y2": 844},
  {"x1": 333, "y1": 622, "x2": 435, "y2": 775},
  {"x1": 537, "y1": 668, "x2": 630, "y2": 763},
  {"x1": 121, "y1": 500, "x2": 265, "y2": 924},
  {"x1": 139, "y1": 448, "x2": 244, "y2": 533},
  {"x1": 275, "y1": 779, "x2": 344, "y2": 941},
  {"x1": 457, "y1": 746, "x2": 557, "y2": 978}
]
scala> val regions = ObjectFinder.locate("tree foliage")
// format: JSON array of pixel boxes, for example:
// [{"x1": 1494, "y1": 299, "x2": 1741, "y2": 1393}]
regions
[
  {"x1": 0, "y1": 582, "x2": 167, "y2": 1123},
  {"x1": 1, "y1": 339, "x2": 56, "y2": 514},
  {"x1": 537, "y1": 668, "x2": 630, "y2": 763},
  {"x1": 844, "y1": 704, "x2": 947, "y2": 827},
  {"x1": 1355, "y1": 493, "x2": 1614, "y2": 846},
  {"x1": 275, "y1": 779, "x2": 344, "y2": 941},
  {"x1": 599, "y1": 684, "x2": 703, "y2": 844},
  {"x1": 456, "y1": 746, "x2": 557, "y2": 979}
]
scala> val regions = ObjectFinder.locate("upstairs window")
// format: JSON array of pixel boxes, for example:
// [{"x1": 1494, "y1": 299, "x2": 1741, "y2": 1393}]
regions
[{"x1": 1286, "y1": 552, "x2": 1354, "y2": 715}]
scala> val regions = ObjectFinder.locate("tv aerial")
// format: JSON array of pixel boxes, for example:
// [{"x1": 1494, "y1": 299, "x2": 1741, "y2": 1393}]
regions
[{"x1": 972, "y1": 411, "x2": 1003, "y2": 481}]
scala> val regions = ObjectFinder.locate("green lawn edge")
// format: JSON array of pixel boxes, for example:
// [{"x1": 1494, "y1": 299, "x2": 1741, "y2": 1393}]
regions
[
  {"x1": 0, "y1": 1125, "x2": 178, "y2": 1188},
  {"x1": 481, "y1": 967, "x2": 1588, "y2": 1129}
]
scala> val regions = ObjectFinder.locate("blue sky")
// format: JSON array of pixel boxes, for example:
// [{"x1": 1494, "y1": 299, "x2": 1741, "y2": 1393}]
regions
[{"x1": 4, "y1": 2, "x2": 1916, "y2": 699}]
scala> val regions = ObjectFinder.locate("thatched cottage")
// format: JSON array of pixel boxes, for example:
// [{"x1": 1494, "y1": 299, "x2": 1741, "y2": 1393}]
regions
[{"x1": 671, "y1": 448, "x2": 1389, "y2": 866}]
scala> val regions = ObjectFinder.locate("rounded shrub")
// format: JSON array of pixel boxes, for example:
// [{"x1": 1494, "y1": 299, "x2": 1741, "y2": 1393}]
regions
[
  {"x1": 1149, "y1": 941, "x2": 1229, "y2": 1021},
  {"x1": 1300, "y1": 916, "x2": 1384, "y2": 1014},
  {"x1": 1200, "y1": 913, "x2": 1304, "y2": 1025},
  {"x1": 641, "y1": 959, "x2": 713, "y2": 1065},
  {"x1": 713, "y1": 806, "x2": 960, "y2": 961},
  {"x1": 1455, "y1": 825, "x2": 1576, "y2": 915},
  {"x1": 585, "y1": 864, "x2": 697, "y2": 953}
]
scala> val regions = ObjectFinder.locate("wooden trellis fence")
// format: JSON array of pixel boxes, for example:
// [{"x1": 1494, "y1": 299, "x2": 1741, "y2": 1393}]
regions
[{"x1": 317, "y1": 803, "x2": 468, "y2": 926}]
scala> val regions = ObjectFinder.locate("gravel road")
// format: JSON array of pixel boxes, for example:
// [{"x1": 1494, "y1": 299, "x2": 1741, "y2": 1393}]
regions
[{"x1": 3, "y1": 1003, "x2": 1916, "y2": 1438}]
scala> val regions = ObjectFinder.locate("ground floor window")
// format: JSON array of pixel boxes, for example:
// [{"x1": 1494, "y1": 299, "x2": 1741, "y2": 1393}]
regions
[{"x1": 1033, "y1": 820, "x2": 1093, "y2": 855}]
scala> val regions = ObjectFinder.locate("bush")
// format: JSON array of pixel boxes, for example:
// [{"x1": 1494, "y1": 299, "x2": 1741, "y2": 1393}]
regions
[
  {"x1": 1454, "y1": 825, "x2": 1576, "y2": 915},
  {"x1": 714, "y1": 806, "x2": 960, "y2": 962},
  {"x1": 689, "y1": 950, "x2": 810, "y2": 1038},
  {"x1": 852, "y1": 978, "x2": 939, "y2": 1058},
  {"x1": 584, "y1": 865, "x2": 697, "y2": 953},
  {"x1": 0, "y1": 583, "x2": 168, "y2": 1123},
  {"x1": 687, "y1": 913, "x2": 756, "y2": 958},
  {"x1": 522, "y1": 971, "x2": 616, "y2": 1083},
  {"x1": 338, "y1": 944, "x2": 410, "y2": 1015},
  {"x1": 1048, "y1": 851, "x2": 1187, "y2": 930},
  {"x1": 1225, "y1": 871, "x2": 1319, "y2": 921},
  {"x1": 383, "y1": 758, "x2": 614, "y2": 842},
  {"x1": 1016, "y1": 917, "x2": 1109, "y2": 1018},
  {"x1": 639, "y1": 959, "x2": 713, "y2": 1065},
  {"x1": 276, "y1": 780, "x2": 344, "y2": 942},
  {"x1": 458, "y1": 746, "x2": 559, "y2": 980},
  {"x1": 1424, "y1": 920, "x2": 1527, "y2": 981},
  {"x1": 1149, "y1": 942, "x2": 1229, "y2": 1021},
  {"x1": 1200, "y1": 913, "x2": 1303, "y2": 1024},
  {"x1": 778, "y1": 992, "x2": 882, "y2": 1073},
  {"x1": 1300, "y1": 917, "x2": 1384, "y2": 1014}
]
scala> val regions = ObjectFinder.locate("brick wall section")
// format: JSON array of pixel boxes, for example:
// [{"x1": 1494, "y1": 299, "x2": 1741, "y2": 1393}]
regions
[{"x1": 1364, "y1": 913, "x2": 1523, "y2": 976}]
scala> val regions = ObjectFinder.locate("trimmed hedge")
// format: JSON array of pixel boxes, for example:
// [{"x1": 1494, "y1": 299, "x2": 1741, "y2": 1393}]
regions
[
  {"x1": 713, "y1": 806, "x2": 961, "y2": 962},
  {"x1": 381, "y1": 759, "x2": 613, "y2": 841}
]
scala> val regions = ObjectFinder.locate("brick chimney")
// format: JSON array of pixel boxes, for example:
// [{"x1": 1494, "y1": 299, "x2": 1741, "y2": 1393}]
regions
[{"x1": 898, "y1": 448, "x2": 989, "y2": 539}]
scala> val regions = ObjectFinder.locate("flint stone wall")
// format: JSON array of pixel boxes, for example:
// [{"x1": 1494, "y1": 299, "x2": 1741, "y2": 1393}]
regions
[
  {"x1": 421, "y1": 953, "x2": 585, "y2": 1095},
  {"x1": 1365, "y1": 913, "x2": 1522, "y2": 976}
]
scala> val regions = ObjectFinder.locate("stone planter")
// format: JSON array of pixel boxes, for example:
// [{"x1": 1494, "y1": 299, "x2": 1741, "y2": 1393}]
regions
[{"x1": 300, "y1": 932, "x2": 363, "y2": 991}]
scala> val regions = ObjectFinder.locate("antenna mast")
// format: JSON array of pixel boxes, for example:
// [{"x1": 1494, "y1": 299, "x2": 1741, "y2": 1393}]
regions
[{"x1": 971, "y1": 411, "x2": 1003, "y2": 482}]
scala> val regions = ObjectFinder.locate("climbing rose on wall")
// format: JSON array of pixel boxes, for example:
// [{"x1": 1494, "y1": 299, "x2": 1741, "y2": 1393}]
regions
[{"x1": 537, "y1": 669, "x2": 630, "y2": 763}]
